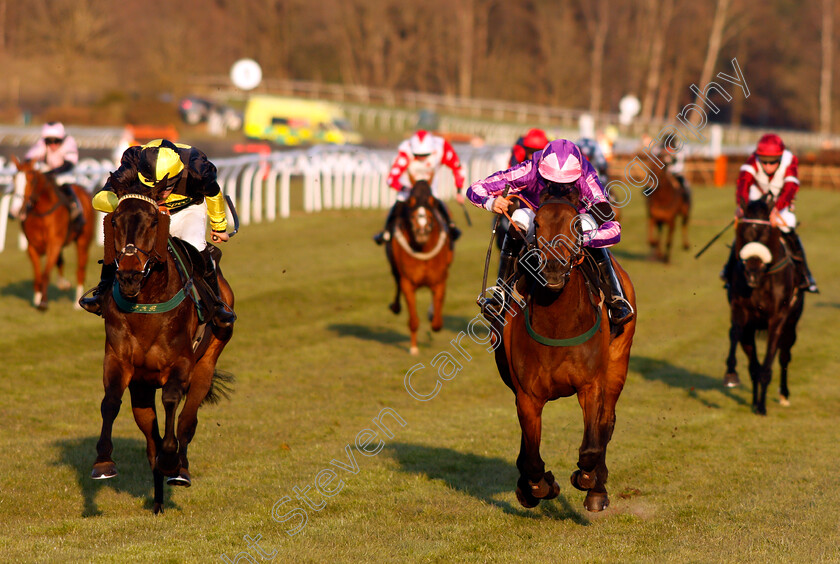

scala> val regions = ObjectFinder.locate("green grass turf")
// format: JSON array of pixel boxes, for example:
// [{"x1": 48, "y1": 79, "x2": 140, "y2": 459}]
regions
[{"x1": 0, "y1": 185, "x2": 839, "y2": 563}]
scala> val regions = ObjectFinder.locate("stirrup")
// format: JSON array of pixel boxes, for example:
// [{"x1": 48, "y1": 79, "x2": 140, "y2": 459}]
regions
[
  {"x1": 211, "y1": 302, "x2": 236, "y2": 328},
  {"x1": 79, "y1": 286, "x2": 104, "y2": 316},
  {"x1": 449, "y1": 224, "x2": 462, "y2": 242},
  {"x1": 607, "y1": 297, "x2": 634, "y2": 326}
]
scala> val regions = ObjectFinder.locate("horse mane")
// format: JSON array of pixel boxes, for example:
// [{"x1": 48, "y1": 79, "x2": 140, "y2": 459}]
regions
[
  {"x1": 541, "y1": 182, "x2": 580, "y2": 208},
  {"x1": 410, "y1": 180, "x2": 434, "y2": 203},
  {"x1": 744, "y1": 198, "x2": 771, "y2": 219}
]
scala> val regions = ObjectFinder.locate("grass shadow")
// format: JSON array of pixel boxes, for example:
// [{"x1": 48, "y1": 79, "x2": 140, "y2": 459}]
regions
[
  {"x1": 386, "y1": 442, "x2": 589, "y2": 524},
  {"x1": 53, "y1": 436, "x2": 180, "y2": 517},
  {"x1": 610, "y1": 248, "x2": 656, "y2": 262},
  {"x1": 814, "y1": 302, "x2": 840, "y2": 309},
  {"x1": 0, "y1": 279, "x2": 78, "y2": 305},
  {"x1": 327, "y1": 323, "x2": 409, "y2": 347},
  {"x1": 630, "y1": 356, "x2": 749, "y2": 408}
]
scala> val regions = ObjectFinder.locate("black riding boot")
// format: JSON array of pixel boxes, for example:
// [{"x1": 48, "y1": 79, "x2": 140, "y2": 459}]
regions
[
  {"x1": 435, "y1": 199, "x2": 461, "y2": 243},
  {"x1": 58, "y1": 183, "x2": 84, "y2": 229},
  {"x1": 373, "y1": 201, "x2": 406, "y2": 245},
  {"x1": 201, "y1": 248, "x2": 237, "y2": 327},
  {"x1": 783, "y1": 231, "x2": 819, "y2": 293},
  {"x1": 590, "y1": 247, "x2": 634, "y2": 326},
  {"x1": 720, "y1": 242, "x2": 737, "y2": 288},
  {"x1": 675, "y1": 174, "x2": 692, "y2": 206},
  {"x1": 482, "y1": 232, "x2": 524, "y2": 319},
  {"x1": 79, "y1": 262, "x2": 117, "y2": 316}
]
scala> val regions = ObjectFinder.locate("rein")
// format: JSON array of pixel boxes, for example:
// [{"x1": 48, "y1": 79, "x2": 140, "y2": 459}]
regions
[{"x1": 501, "y1": 194, "x2": 537, "y2": 235}]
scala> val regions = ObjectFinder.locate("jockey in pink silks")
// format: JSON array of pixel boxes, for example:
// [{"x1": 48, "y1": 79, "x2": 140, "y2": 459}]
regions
[{"x1": 467, "y1": 138, "x2": 634, "y2": 326}]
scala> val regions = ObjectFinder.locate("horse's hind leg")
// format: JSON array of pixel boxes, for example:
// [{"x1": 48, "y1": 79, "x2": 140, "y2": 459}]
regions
[
  {"x1": 514, "y1": 393, "x2": 558, "y2": 508},
  {"x1": 664, "y1": 220, "x2": 676, "y2": 263},
  {"x1": 681, "y1": 211, "x2": 691, "y2": 251},
  {"x1": 56, "y1": 252, "x2": 71, "y2": 291},
  {"x1": 573, "y1": 384, "x2": 617, "y2": 512},
  {"x1": 647, "y1": 217, "x2": 660, "y2": 260},
  {"x1": 74, "y1": 240, "x2": 91, "y2": 308},
  {"x1": 92, "y1": 358, "x2": 129, "y2": 480},
  {"x1": 171, "y1": 356, "x2": 218, "y2": 487},
  {"x1": 129, "y1": 382, "x2": 165, "y2": 513}
]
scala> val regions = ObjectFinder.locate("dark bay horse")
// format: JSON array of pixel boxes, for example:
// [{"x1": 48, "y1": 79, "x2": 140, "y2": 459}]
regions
[
  {"x1": 639, "y1": 154, "x2": 690, "y2": 263},
  {"x1": 724, "y1": 199, "x2": 804, "y2": 415},
  {"x1": 387, "y1": 180, "x2": 453, "y2": 355},
  {"x1": 493, "y1": 195, "x2": 636, "y2": 512},
  {"x1": 90, "y1": 174, "x2": 234, "y2": 513},
  {"x1": 11, "y1": 158, "x2": 94, "y2": 310}
]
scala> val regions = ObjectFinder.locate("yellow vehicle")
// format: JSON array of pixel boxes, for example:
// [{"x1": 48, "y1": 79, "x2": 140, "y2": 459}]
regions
[{"x1": 243, "y1": 95, "x2": 362, "y2": 146}]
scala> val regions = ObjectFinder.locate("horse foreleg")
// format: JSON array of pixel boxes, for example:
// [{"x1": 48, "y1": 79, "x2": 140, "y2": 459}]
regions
[
  {"x1": 573, "y1": 384, "x2": 614, "y2": 512},
  {"x1": 386, "y1": 243, "x2": 401, "y2": 314},
  {"x1": 400, "y1": 278, "x2": 420, "y2": 355},
  {"x1": 74, "y1": 241, "x2": 91, "y2": 308},
  {"x1": 92, "y1": 356, "x2": 129, "y2": 480},
  {"x1": 647, "y1": 217, "x2": 659, "y2": 260},
  {"x1": 754, "y1": 323, "x2": 785, "y2": 415},
  {"x1": 777, "y1": 322, "x2": 798, "y2": 407},
  {"x1": 156, "y1": 372, "x2": 185, "y2": 477},
  {"x1": 429, "y1": 282, "x2": 446, "y2": 332},
  {"x1": 129, "y1": 382, "x2": 164, "y2": 513},
  {"x1": 664, "y1": 220, "x2": 676, "y2": 264},
  {"x1": 514, "y1": 393, "x2": 556, "y2": 508},
  {"x1": 724, "y1": 322, "x2": 742, "y2": 387},
  {"x1": 681, "y1": 211, "x2": 691, "y2": 251},
  {"x1": 26, "y1": 245, "x2": 44, "y2": 309},
  {"x1": 38, "y1": 243, "x2": 63, "y2": 310}
]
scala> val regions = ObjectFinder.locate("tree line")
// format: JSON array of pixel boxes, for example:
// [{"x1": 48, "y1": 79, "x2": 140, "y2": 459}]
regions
[{"x1": 0, "y1": 0, "x2": 834, "y2": 132}]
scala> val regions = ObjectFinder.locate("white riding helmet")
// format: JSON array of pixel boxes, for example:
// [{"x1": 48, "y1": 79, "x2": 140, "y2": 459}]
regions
[
  {"x1": 408, "y1": 130, "x2": 435, "y2": 156},
  {"x1": 41, "y1": 122, "x2": 66, "y2": 140}
]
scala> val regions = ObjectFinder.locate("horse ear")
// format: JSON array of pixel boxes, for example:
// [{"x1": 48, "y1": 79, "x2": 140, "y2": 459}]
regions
[
  {"x1": 409, "y1": 197, "x2": 416, "y2": 207},
  {"x1": 11, "y1": 156, "x2": 21, "y2": 170}
]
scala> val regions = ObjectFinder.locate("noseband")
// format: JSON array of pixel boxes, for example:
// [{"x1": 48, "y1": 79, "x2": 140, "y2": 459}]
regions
[{"x1": 112, "y1": 194, "x2": 167, "y2": 281}]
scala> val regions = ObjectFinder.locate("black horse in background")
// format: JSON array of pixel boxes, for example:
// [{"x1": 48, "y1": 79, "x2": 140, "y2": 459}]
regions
[{"x1": 724, "y1": 199, "x2": 804, "y2": 415}]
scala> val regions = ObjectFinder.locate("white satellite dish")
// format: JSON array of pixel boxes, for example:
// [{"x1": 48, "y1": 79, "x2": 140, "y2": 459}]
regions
[{"x1": 230, "y1": 59, "x2": 262, "y2": 91}]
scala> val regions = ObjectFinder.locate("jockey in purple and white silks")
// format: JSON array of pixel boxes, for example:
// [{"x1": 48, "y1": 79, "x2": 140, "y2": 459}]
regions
[{"x1": 467, "y1": 139, "x2": 634, "y2": 326}]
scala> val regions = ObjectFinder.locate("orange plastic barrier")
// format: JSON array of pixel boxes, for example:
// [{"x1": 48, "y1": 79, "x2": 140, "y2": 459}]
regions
[{"x1": 714, "y1": 155, "x2": 728, "y2": 187}]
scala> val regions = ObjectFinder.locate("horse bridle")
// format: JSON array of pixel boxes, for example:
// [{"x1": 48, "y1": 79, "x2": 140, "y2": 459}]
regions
[
  {"x1": 113, "y1": 194, "x2": 162, "y2": 280},
  {"x1": 534, "y1": 197, "x2": 586, "y2": 280}
]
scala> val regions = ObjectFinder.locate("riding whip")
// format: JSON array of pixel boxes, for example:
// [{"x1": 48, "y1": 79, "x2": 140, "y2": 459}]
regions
[
  {"x1": 224, "y1": 194, "x2": 240, "y2": 237},
  {"x1": 694, "y1": 218, "x2": 734, "y2": 259},
  {"x1": 461, "y1": 202, "x2": 473, "y2": 227}
]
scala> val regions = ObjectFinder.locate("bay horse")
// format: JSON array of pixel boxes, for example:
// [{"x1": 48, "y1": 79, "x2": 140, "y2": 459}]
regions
[
  {"x1": 492, "y1": 193, "x2": 636, "y2": 512},
  {"x1": 724, "y1": 199, "x2": 803, "y2": 415},
  {"x1": 11, "y1": 157, "x2": 94, "y2": 310},
  {"x1": 638, "y1": 153, "x2": 690, "y2": 263},
  {"x1": 387, "y1": 180, "x2": 453, "y2": 355},
  {"x1": 90, "y1": 173, "x2": 234, "y2": 513}
]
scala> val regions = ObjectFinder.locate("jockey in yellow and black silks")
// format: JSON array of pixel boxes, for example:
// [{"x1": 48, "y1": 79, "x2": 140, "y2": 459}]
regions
[{"x1": 80, "y1": 139, "x2": 236, "y2": 327}]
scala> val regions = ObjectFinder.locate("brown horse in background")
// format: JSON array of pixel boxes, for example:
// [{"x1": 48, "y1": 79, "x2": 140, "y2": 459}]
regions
[
  {"x1": 90, "y1": 173, "x2": 234, "y2": 513},
  {"x1": 639, "y1": 153, "x2": 690, "y2": 263},
  {"x1": 12, "y1": 157, "x2": 94, "y2": 310},
  {"x1": 493, "y1": 194, "x2": 636, "y2": 512},
  {"x1": 387, "y1": 180, "x2": 453, "y2": 355},
  {"x1": 724, "y1": 199, "x2": 803, "y2": 414}
]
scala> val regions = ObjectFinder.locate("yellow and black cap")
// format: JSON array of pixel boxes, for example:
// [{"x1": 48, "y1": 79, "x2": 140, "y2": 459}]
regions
[{"x1": 137, "y1": 139, "x2": 185, "y2": 187}]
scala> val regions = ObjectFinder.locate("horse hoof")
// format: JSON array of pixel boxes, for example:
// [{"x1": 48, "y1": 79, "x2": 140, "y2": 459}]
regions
[
  {"x1": 779, "y1": 396, "x2": 790, "y2": 407},
  {"x1": 570, "y1": 469, "x2": 597, "y2": 492},
  {"x1": 583, "y1": 491, "x2": 609, "y2": 512},
  {"x1": 539, "y1": 472, "x2": 560, "y2": 500},
  {"x1": 723, "y1": 372, "x2": 740, "y2": 388},
  {"x1": 155, "y1": 453, "x2": 181, "y2": 477},
  {"x1": 153, "y1": 503, "x2": 164, "y2": 515},
  {"x1": 752, "y1": 405, "x2": 767, "y2": 416},
  {"x1": 57, "y1": 278, "x2": 71, "y2": 291},
  {"x1": 515, "y1": 486, "x2": 540, "y2": 508},
  {"x1": 167, "y1": 469, "x2": 192, "y2": 487},
  {"x1": 36, "y1": 303, "x2": 48, "y2": 312},
  {"x1": 91, "y1": 462, "x2": 118, "y2": 480},
  {"x1": 409, "y1": 346, "x2": 419, "y2": 356},
  {"x1": 389, "y1": 303, "x2": 401, "y2": 315}
]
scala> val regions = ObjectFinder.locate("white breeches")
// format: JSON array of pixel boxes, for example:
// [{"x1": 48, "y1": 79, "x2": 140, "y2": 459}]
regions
[{"x1": 170, "y1": 202, "x2": 209, "y2": 251}]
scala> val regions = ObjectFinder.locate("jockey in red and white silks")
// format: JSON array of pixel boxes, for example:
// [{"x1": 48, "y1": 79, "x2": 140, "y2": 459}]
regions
[
  {"x1": 386, "y1": 130, "x2": 466, "y2": 200},
  {"x1": 722, "y1": 133, "x2": 818, "y2": 293},
  {"x1": 468, "y1": 139, "x2": 634, "y2": 326},
  {"x1": 374, "y1": 130, "x2": 466, "y2": 245},
  {"x1": 736, "y1": 133, "x2": 799, "y2": 232}
]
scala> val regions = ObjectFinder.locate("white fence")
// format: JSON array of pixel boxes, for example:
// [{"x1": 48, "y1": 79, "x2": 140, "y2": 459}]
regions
[{"x1": 0, "y1": 145, "x2": 510, "y2": 254}]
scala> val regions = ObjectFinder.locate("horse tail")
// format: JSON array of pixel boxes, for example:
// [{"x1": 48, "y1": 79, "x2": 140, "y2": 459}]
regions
[{"x1": 201, "y1": 369, "x2": 235, "y2": 405}]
